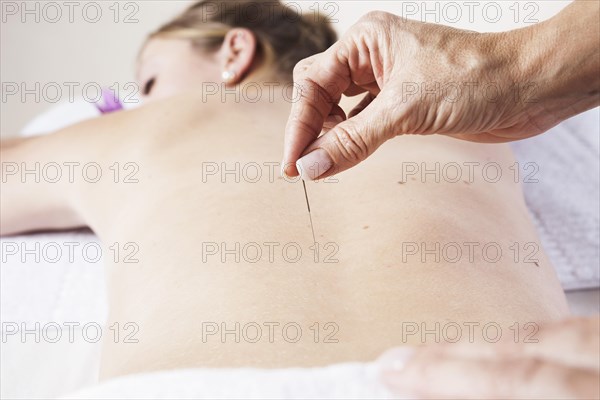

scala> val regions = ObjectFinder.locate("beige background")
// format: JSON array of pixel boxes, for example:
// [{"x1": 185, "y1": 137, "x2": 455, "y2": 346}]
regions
[{"x1": 1, "y1": 0, "x2": 570, "y2": 138}]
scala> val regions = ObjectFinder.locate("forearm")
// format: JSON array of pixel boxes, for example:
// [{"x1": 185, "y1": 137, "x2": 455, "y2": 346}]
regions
[{"x1": 515, "y1": 0, "x2": 600, "y2": 120}]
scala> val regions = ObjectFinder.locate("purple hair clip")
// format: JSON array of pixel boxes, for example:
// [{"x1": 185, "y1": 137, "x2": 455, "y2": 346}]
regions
[{"x1": 95, "y1": 88, "x2": 124, "y2": 114}]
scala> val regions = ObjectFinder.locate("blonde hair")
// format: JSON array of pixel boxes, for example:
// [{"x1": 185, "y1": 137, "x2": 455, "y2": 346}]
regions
[{"x1": 148, "y1": 0, "x2": 337, "y2": 80}]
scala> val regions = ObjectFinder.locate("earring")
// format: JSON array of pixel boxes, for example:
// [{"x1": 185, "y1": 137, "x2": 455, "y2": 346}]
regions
[{"x1": 221, "y1": 70, "x2": 236, "y2": 83}]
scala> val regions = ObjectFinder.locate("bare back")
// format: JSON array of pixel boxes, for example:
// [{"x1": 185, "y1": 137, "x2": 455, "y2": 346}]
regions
[{"x1": 1, "y1": 89, "x2": 569, "y2": 379}]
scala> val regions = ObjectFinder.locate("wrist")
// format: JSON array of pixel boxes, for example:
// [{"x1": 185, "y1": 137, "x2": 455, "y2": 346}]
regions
[{"x1": 509, "y1": 4, "x2": 600, "y2": 121}]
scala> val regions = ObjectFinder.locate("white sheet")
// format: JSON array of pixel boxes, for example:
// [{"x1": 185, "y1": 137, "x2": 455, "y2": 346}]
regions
[{"x1": 62, "y1": 363, "x2": 394, "y2": 400}]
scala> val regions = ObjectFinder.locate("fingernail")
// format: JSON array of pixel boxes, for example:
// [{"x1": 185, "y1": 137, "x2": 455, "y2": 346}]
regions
[
  {"x1": 377, "y1": 347, "x2": 416, "y2": 373},
  {"x1": 296, "y1": 149, "x2": 333, "y2": 181}
]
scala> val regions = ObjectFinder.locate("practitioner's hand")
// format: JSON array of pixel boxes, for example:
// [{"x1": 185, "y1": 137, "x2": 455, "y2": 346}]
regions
[
  {"x1": 378, "y1": 317, "x2": 600, "y2": 399},
  {"x1": 282, "y1": 2, "x2": 600, "y2": 180}
]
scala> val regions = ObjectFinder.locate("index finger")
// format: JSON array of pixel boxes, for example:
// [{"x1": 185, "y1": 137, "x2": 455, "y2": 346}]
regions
[{"x1": 282, "y1": 43, "x2": 353, "y2": 177}]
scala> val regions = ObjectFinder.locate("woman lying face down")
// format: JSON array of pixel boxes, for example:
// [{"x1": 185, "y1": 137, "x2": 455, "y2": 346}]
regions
[{"x1": 0, "y1": 0, "x2": 570, "y2": 382}]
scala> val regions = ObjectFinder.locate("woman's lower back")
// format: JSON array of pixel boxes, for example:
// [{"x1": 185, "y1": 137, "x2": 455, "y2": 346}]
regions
[{"x1": 82, "y1": 92, "x2": 568, "y2": 379}]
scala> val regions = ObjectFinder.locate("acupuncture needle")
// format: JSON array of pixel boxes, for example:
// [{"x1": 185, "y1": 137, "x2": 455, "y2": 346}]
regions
[{"x1": 302, "y1": 179, "x2": 317, "y2": 245}]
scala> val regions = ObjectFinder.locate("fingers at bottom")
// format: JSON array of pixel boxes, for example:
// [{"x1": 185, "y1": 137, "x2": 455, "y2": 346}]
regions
[{"x1": 381, "y1": 351, "x2": 599, "y2": 400}]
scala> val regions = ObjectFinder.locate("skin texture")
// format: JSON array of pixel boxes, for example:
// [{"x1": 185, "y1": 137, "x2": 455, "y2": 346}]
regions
[
  {"x1": 282, "y1": 0, "x2": 600, "y2": 180},
  {"x1": 0, "y1": 25, "x2": 577, "y2": 393}
]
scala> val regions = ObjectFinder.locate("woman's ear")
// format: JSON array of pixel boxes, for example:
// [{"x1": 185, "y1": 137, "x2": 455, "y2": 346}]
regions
[{"x1": 219, "y1": 28, "x2": 257, "y2": 85}]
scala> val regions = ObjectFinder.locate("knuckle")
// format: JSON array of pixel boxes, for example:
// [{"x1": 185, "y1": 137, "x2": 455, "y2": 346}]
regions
[
  {"x1": 361, "y1": 10, "x2": 391, "y2": 22},
  {"x1": 329, "y1": 124, "x2": 369, "y2": 164},
  {"x1": 292, "y1": 63, "x2": 305, "y2": 78},
  {"x1": 293, "y1": 57, "x2": 312, "y2": 77},
  {"x1": 518, "y1": 358, "x2": 544, "y2": 383},
  {"x1": 298, "y1": 76, "x2": 336, "y2": 112}
]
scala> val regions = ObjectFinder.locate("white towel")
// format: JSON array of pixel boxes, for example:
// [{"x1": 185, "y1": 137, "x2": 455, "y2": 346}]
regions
[
  {"x1": 62, "y1": 363, "x2": 395, "y2": 400},
  {"x1": 510, "y1": 108, "x2": 600, "y2": 290}
]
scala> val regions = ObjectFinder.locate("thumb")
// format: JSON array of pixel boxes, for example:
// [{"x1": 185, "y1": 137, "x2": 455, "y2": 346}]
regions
[{"x1": 295, "y1": 96, "x2": 393, "y2": 180}]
